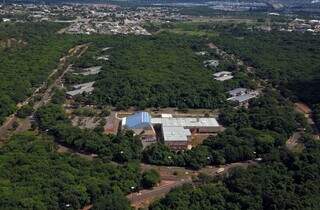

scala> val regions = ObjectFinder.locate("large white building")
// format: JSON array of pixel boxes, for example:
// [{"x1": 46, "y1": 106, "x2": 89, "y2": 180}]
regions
[{"x1": 151, "y1": 116, "x2": 223, "y2": 150}]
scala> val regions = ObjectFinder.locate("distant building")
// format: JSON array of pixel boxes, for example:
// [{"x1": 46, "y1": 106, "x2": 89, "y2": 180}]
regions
[
  {"x1": 102, "y1": 47, "x2": 111, "y2": 51},
  {"x1": 97, "y1": 55, "x2": 109, "y2": 61},
  {"x1": 2, "y1": 18, "x2": 11, "y2": 22},
  {"x1": 195, "y1": 51, "x2": 207, "y2": 56},
  {"x1": 227, "y1": 88, "x2": 259, "y2": 106},
  {"x1": 228, "y1": 88, "x2": 248, "y2": 97},
  {"x1": 73, "y1": 66, "x2": 102, "y2": 76},
  {"x1": 213, "y1": 71, "x2": 233, "y2": 81},
  {"x1": 161, "y1": 113, "x2": 173, "y2": 118},
  {"x1": 66, "y1": 82, "x2": 95, "y2": 97},
  {"x1": 204, "y1": 59, "x2": 219, "y2": 68}
]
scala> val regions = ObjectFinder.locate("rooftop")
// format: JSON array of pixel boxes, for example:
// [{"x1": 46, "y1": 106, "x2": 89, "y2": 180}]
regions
[
  {"x1": 215, "y1": 75, "x2": 234, "y2": 81},
  {"x1": 67, "y1": 82, "x2": 95, "y2": 97},
  {"x1": 124, "y1": 111, "x2": 152, "y2": 129},
  {"x1": 66, "y1": 87, "x2": 94, "y2": 96},
  {"x1": 213, "y1": 71, "x2": 232, "y2": 77},
  {"x1": 228, "y1": 92, "x2": 258, "y2": 103},
  {"x1": 73, "y1": 66, "x2": 102, "y2": 76},
  {"x1": 151, "y1": 117, "x2": 220, "y2": 127},
  {"x1": 228, "y1": 88, "x2": 247, "y2": 96},
  {"x1": 162, "y1": 126, "x2": 191, "y2": 142},
  {"x1": 72, "y1": 82, "x2": 95, "y2": 89}
]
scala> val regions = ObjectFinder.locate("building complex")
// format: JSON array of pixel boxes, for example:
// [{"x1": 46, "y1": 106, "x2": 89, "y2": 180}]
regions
[{"x1": 121, "y1": 112, "x2": 223, "y2": 150}]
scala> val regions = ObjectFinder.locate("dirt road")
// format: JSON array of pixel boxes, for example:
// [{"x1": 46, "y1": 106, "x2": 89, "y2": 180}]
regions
[
  {"x1": 128, "y1": 179, "x2": 191, "y2": 209},
  {"x1": 128, "y1": 160, "x2": 257, "y2": 209},
  {"x1": 0, "y1": 44, "x2": 89, "y2": 143}
]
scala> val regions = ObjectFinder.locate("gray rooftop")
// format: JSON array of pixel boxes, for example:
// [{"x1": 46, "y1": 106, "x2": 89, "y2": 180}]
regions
[
  {"x1": 228, "y1": 88, "x2": 248, "y2": 96},
  {"x1": 151, "y1": 117, "x2": 220, "y2": 127},
  {"x1": 72, "y1": 82, "x2": 95, "y2": 89},
  {"x1": 162, "y1": 126, "x2": 191, "y2": 142},
  {"x1": 213, "y1": 71, "x2": 232, "y2": 77},
  {"x1": 66, "y1": 87, "x2": 94, "y2": 96},
  {"x1": 228, "y1": 92, "x2": 258, "y2": 103},
  {"x1": 67, "y1": 82, "x2": 95, "y2": 96},
  {"x1": 152, "y1": 117, "x2": 220, "y2": 142},
  {"x1": 73, "y1": 66, "x2": 102, "y2": 76}
]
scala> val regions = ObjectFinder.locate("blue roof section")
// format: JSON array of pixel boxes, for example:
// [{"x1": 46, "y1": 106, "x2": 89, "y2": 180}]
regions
[{"x1": 125, "y1": 112, "x2": 151, "y2": 129}]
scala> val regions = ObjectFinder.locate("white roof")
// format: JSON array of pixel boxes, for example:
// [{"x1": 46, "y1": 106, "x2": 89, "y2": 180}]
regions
[
  {"x1": 121, "y1": 117, "x2": 126, "y2": 126},
  {"x1": 162, "y1": 126, "x2": 191, "y2": 142},
  {"x1": 67, "y1": 82, "x2": 95, "y2": 96},
  {"x1": 228, "y1": 92, "x2": 259, "y2": 103},
  {"x1": 72, "y1": 82, "x2": 95, "y2": 89},
  {"x1": 213, "y1": 71, "x2": 232, "y2": 77},
  {"x1": 73, "y1": 67, "x2": 102, "y2": 76},
  {"x1": 161, "y1": 114, "x2": 173, "y2": 118},
  {"x1": 228, "y1": 88, "x2": 247, "y2": 96},
  {"x1": 215, "y1": 75, "x2": 234, "y2": 81},
  {"x1": 66, "y1": 86, "x2": 94, "y2": 96},
  {"x1": 151, "y1": 117, "x2": 220, "y2": 127}
]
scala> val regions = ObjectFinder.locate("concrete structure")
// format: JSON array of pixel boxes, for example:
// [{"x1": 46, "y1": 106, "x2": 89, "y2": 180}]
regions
[
  {"x1": 120, "y1": 112, "x2": 223, "y2": 150},
  {"x1": 73, "y1": 66, "x2": 102, "y2": 76},
  {"x1": 204, "y1": 59, "x2": 219, "y2": 68},
  {"x1": 161, "y1": 126, "x2": 191, "y2": 150},
  {"x1": 213, "y1": 71, "x2": 233, "y2": 81},
  {"x1": 195, "y1": 51, "x2": 207, "y2": 56},
  {"x1": 227, "y1": 88, "x2": 259, "y2": 106},
  {"x1": 161, "y1": 113, "x2": 173, "y2": 118},
  {"x1": 97, "y1": 55, "x2": 110, "y2": 61},
  {"x1": 66, "y1": 82, "x2": 95, "y2": 97},
  {"x1": 152, "y1": 116, "x2": 223, "y2": 150}
]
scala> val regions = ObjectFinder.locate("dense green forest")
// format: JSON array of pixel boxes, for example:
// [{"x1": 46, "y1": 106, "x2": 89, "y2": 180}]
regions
[
  {"x1": 212, "y1": 29, "x2": 320, "y2": 89},
  {"x1": 143, "y1": 90, "x2": 307, "y2": 169},
  {"x1": 68, "y1": 33, "x2": 256, "y2": 110},
  {"x1": 156, "y1": 21, "x2": 320, "y2": 129},
  {"x1": 0, "y1": 22, "x2": 260, "y2": 124},
  {"x1": 209, "y1": 26, "x2": 320, "y2": 129},
  {"x1": 0, "y1": 132, "x2": 140, "y2": 209},
  {"x1": 91, "y1": 34, "x2": 227, "y2": 109},
  {"x1": 150, "y1": 135, "x2": 320, "y2": 210},
  {"x1": 0, "y1": 22, "x2": 77, "y2": 123},
  {"x1": 35, "y1": 104, "x2": 143, "y2": 163},
  {"x1": 0, "y1": 20, "x2": 319, "y2": 210},
  {"x1": 156, "y1": 22, "x2": 320, "y2": 103}
]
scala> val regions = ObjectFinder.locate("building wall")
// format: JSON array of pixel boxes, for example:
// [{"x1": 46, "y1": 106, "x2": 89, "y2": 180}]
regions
[
  {"x1": 197, "y1": 126, "x2": 224, "y2": 133},
  {"x1": 141, "y1": 134, "x2": 157, "y2": 142},
  {"x1": 187, "y1": 126, "x2": 223, "y2": 133},
  {"x1": 165, "y1": 141, "x2": 188, "y2": 150}
]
